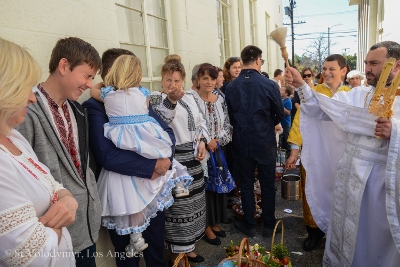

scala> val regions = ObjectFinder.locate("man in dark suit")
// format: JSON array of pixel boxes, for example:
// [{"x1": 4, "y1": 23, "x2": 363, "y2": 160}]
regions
[
  {"x1": 226, "y1": 45, "x2": 284, "y2": 238},
  {"x1": 83, "y1": 48, "x2": 175, "y2": 267}
]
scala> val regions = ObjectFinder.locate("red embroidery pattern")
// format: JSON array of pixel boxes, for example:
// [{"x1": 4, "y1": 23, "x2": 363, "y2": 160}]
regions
[
  {"x1": 5, "y1": 138, "x2": 59, "y2": 203},
  {"x1": 38, "y1": 84, "x2": 84, "y2": 180}
]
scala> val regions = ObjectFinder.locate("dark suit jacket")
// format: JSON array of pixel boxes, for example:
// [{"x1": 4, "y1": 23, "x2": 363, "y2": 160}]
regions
[{"x1": 226, "y1": 69, "x2": 284, "y2": 159}]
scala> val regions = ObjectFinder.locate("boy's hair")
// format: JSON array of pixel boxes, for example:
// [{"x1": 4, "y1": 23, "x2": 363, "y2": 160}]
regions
[
  {"x1": 197, "y1": 63, "x2": 218, "y2": 80},
  {"x1": 283, "y1": 85, "x2": 294, "y2": 96},
  {"x1": 240, "y1": 45, "x2": 262, "y2": 65},
  {"x1": 162, "y1": 57, "x2": 186, "y2": 80},
  {"x1": 49, "y1": 37, "x2": 101, "y2": 73},
  {"x1": 274, "y1": 69, "x2": 283, "y2": 77},
  {"x1": 324, "y1": 54, "x2": 347, "y2": 69},
  {"x1": 104, "y1": 55, "x2": 141, "y2": 90},
  {"x1": 101, "y1": 48, "x2": 135, "y2": 79}
]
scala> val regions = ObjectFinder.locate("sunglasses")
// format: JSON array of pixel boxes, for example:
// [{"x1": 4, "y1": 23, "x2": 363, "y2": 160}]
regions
[
  {"x1": 302, "y1": 74, "x2": 312, "y2": 78},
  {"x1": 261, "y1": 59, "x2": 265, "y2": 65}
]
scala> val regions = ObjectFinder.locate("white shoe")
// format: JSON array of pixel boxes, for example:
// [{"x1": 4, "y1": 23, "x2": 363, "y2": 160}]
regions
[
  {"x1": 174, "y1": 186, "x2": 189, "y2": 197},
  {"x1": 125, "y1": 237, "x2": 148, "y2": 257}
]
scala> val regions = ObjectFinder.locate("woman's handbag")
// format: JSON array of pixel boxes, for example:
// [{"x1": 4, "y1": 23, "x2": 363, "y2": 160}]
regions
[{"x1": 205, "y1": 142, "x2": 236, "y2": 193}]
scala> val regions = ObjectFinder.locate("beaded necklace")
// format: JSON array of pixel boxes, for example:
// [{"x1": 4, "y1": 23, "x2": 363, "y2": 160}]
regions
[{"x1": 0, "y1": 138, "x2": 58, "y2": 203}]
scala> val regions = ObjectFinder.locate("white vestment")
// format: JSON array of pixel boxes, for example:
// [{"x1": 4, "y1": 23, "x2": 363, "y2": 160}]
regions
[{"x1": 297, "y1": 83, "x2": 400, "y2": 266}]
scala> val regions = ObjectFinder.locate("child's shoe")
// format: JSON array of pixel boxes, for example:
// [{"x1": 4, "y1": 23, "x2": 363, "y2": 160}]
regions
[{"x1": 125, "y1": 235, "x2": 148, "y2": 257}]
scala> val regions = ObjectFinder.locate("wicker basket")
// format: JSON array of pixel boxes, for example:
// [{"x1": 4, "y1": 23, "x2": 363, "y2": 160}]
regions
[
  {"x1": 219, "y1": 238, "x2": 267, "y2": 267},
  {"x1": 268, "y1": 220, "x2": 293, "y2": 267},
  {"x1": 172, "y1": 253, "x2": 189, "y2": 267}
]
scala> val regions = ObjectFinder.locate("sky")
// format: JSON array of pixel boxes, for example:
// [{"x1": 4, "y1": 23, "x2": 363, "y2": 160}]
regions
[{"x1": 281, "y1": 0, "x2": 359, "y2": 59}]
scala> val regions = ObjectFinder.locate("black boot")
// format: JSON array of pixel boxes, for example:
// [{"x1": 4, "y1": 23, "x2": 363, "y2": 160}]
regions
[{"x1": 303, "y1": 225, "x2": 325, "y2": 251}]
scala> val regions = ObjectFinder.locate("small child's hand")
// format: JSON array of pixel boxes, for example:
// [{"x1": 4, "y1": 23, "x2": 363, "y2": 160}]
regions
[{"x1": 90, "y1": 82, "x2": 105, "y2": 101}]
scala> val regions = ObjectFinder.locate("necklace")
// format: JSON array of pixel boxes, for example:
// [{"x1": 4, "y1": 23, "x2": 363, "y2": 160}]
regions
[
  {"x1": 0, "y1": 138, "x2": 59, "y2": 203},
  {"x1": 363, "y1": 86, "x2": 375, "y2": 108}
]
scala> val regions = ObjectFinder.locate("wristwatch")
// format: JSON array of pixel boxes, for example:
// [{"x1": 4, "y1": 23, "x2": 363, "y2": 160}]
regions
[{"x1": 199, "y1": 137, "x2": 208, "y2": 144}]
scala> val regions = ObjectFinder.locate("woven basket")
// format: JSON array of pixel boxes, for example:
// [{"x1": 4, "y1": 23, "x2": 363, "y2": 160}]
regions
[
  {"x1": 172, "y1": 253, "x2": 189, "y2": 267},
  {"x1": 219, "y1": 238, "x2": 267, "y2": 267},
  {"x1": 268, "y1": 220, "x2": 292, "y2": 267}
]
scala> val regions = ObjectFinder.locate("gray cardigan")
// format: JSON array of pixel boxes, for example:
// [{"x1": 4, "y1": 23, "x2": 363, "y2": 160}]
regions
[{"x1": 17, "y1": 91, "x2": 101, "y2": 252}]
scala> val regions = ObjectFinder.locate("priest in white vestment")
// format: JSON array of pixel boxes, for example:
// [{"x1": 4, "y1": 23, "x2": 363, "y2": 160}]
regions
[{"x1": 285, "y1": 41, "x2": 400, "y2": 266}]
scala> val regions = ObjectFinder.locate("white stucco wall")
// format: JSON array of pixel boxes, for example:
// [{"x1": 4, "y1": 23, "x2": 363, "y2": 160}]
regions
[{"x1": 1, "y1": 0, "x2": 283, "y2": 89}]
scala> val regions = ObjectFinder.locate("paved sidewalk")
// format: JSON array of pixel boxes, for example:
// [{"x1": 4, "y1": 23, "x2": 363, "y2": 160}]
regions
[{"x1": 167, "y1": 180, "x2": 325, "y2": 267}]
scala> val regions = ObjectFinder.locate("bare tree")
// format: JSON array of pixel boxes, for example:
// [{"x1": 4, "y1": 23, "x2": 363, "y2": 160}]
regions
[{"x1": 303, "y1": 34, "x2": 328, "y2": 72}]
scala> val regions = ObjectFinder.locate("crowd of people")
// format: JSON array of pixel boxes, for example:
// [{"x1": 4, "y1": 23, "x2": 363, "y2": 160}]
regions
[{"x1": 1, "y1": 35, "x2": 400, "y2": 267}]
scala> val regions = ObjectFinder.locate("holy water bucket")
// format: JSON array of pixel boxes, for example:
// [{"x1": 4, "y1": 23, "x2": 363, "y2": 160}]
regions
[{"x1": 281, "y1": 169, "x2": 300, "y2": 201}]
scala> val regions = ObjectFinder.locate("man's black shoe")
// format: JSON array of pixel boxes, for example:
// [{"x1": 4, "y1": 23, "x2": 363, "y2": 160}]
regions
[
  {"x1": 234, "y1": 221, "x2": 256, "y2": 237},
  {"x1": 262, "y1": 225, "x2": 282, "y2": 238},
  {"x1": 303, "y1": 226, "x2": 325, "y2": 251},
  {"x1": 303, "y1": 236, "x2": 322, "y2": 251}
]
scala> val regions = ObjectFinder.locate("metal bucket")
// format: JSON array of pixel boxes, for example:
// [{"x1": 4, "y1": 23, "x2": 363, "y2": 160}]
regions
[{"x1": 281, "y1": 171, "x2": 300, "y2": 201}]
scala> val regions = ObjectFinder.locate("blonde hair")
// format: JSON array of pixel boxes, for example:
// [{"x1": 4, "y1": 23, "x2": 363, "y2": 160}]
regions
[
  {"x1": 0, "y1": 38, "x2": 41, "y2": 135},
  {"x1": 104, "y1": 55, "x2": 142, "y2": 90}
]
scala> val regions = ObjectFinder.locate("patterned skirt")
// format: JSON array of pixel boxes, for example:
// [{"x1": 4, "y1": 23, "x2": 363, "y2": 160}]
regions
[{"x1": 164, "y1": 142, "x2": 206, "y2": 253}]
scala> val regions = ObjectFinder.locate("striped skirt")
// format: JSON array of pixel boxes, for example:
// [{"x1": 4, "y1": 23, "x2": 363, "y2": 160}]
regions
[{"x1": 164, "y1": 142, "x2": 206, "y2": 253}]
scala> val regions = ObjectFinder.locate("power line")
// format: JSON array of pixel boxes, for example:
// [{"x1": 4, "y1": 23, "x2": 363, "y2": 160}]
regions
[
  {"x1": 294, "y1": 30, "x2": 357, "y2": 36},
  {"x1": 283, "y1": 10, "x2": 357, "y2": 20},
  {"x1": 287, "y1": 35, "x2": 357, "y2": 41}
]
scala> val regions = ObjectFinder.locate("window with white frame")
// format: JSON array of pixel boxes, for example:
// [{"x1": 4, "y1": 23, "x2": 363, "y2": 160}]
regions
[
  {"x1": 216, "y1": 0, "x2": 230, "y2": 67},
  {"x1": 249, "y1": 0, "x2": 256, "y2": 45},
  {"x1": 115, "y1": 0, "x2": 169, "y2": 91}
]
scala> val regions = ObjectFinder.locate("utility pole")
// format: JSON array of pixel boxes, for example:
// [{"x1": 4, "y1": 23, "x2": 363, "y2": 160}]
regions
[
  {"x1": 284, "y1": 1, "x2": 305, "y2": 66},
  {"x1": 328, "y1": 24, "x2": 341, "y2": 55}
]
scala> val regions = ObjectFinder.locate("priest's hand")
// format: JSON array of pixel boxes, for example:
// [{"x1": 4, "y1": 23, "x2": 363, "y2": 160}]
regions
[
  {"x1": 375, "y1": 117, "x2": 392, "y2": 140},
  {"x1": 284, "y1": 67, "x2": 305, "y2": 89}
]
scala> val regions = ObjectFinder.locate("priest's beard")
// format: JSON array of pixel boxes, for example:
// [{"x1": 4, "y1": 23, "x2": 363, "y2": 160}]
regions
[{"x1": 367, "y1": 70, "x2": 394, "y2": 87}]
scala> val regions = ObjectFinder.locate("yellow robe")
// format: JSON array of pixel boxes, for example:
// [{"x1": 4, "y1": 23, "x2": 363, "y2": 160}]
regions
[{"x1": 288, "y1": 83, "x2": 351, "y2": 227}]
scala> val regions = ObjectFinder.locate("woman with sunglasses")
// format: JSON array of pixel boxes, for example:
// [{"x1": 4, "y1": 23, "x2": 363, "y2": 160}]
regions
[{"x1": 301, "y1": 67, "x2": 314, "y2": 88}]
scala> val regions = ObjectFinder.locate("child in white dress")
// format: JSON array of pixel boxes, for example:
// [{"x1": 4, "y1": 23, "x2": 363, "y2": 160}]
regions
[{"x1": 91, "y1": 55, "x2": 192, "y2": 256}]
